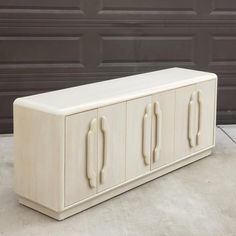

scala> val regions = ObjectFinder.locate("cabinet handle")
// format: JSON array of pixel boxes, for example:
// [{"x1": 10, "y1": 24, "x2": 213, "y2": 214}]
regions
[
  {"x1": 188, "y1": 92, "x2": 196, "y2": 148},
  {"x1": 100, "y1": 116, "x2": 109, "y2": 184},
  {"x1": 87, "y1": 118, "x2": 97, "y2": 188},
  {"x1": 143, "y1": 104, "x2": 151, "y2": 165},
  {"x1": 196, "y1": 90, "x2": 202, "y2": 145},
  {"x1": 153, "y1": 101, "x2": 162, "y2": 162}
]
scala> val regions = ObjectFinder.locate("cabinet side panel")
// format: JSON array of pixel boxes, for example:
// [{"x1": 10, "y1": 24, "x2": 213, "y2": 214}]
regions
[{"x1": 14, "y1": 104, "x2": 64, "y2": 211}]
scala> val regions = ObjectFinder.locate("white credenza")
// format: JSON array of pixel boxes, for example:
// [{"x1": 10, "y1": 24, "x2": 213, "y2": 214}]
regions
[{"x1": 14, "y1": 68, "x2": 217, "y2": 220}]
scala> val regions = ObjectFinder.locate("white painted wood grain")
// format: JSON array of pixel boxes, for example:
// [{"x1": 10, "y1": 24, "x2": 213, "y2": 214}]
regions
[
  {"x1": 174, "y1": 84, "x2": 197, "y2": 160},
  {"x1": 19, "y1": 148, "x2": 213, "y2": 220},
  {"x1": 174, "y1": 80, "x2": 216, "y2": 160},
  {"x1": 14, "y1": 67, "x2": 217, "y2": 219},
  {"x1": 195, "y1": 80, "x2": 216, "y2": 151},
  {"x1": 151, "y1": 90, "x2": 175, "y2": 169},
  {"x1": 14, "y1": 105, "x2": 64, "y2": 211},
  {"x1": 65, "y1": 109, "x2": 98, "y2": 206},
  {"x1": 126, "y1": 96, "x2": 152, "y2": 180},
  {"x1": 97, "y1": 102, "x2": 126, "y2": 192},
  {"x1": 14, "y1": 68, "x2": 217, "y2": 115}
]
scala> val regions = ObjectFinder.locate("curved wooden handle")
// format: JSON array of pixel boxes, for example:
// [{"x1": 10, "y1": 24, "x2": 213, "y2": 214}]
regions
[
  {"x1": 86, "y1": 118, "x2": 97, "y2": 188},
  {"x1": 153, "y1": 101, "x2": 162, "y2": 162},
  {"x1": 143, "y1": 104, "x2": 151, "y2": 165},
  {"x1": 188, "y1": 92, "x2": 196, "y2": 148},
  {"x1": 196, "y1": 90, "x2": 202, "y2": 145},
  {"x1": 100, "y1": 116, "x2": 109, "y2": 184}
]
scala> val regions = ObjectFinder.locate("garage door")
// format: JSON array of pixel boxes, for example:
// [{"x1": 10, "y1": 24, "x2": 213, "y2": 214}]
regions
[{"x1": 0, "y1": 0, "x2": 235, "y2": 133}]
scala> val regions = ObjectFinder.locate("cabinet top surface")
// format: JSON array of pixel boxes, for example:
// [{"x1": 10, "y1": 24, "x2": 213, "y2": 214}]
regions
[{"x1": 15, "y1": 67, "x2": 217, "y2": 115}]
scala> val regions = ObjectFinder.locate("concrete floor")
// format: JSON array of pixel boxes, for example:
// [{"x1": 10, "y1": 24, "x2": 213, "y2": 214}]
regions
[{"x1": 0, "y1": 126, "x2": 236, "y2": 236}]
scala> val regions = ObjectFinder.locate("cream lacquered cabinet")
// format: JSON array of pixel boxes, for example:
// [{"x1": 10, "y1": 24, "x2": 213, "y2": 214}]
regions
[{"x1": 14, "y1": 68, "x2": 217, "y2": 220}]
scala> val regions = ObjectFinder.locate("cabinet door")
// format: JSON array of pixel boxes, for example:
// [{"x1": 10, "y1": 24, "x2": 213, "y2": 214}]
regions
[
  {"x1": 97, "y1": 102, "x2": 126, "y2": 192},
  {"x1": 195, "y1": 80, "x2": 216, "y2": 150},
  {"x1": 175, "y1": 84, "x2": 197, "y2": 160},
  {"x1": 151, "y1": 90, "x2": 175, "y2": 169},
  {"x1": 65, "y1": 110, "x2": 98, "y2": 206},
  {"x1": 175, "y1": 80, "x2": 216, "y2": 160},
  {"x1": 126, "y1": 96, "x2": 152, "y2": 180}
]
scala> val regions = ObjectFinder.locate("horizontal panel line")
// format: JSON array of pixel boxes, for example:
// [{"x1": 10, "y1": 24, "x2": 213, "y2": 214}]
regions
[
  {"x1": 99, "y1": 61, "x2": 195, "y2": 67},
  {"x1": 0, "y1": 90, "x2": 50, "y2": 95},
  {"x1": 0, "y1": 73, "x2": 131, "y2": 77},
  {"x1": 0, "y1": 61, "x2": 81, "y2": 64},
  {"x1": 218, "y1": 86, "x2": 236, "y2": 90},
  {"x1": 1, "y1": 20, "x2": 236, "y2": 27},
  {"x1": 217, "y1": 110, "x2": 236, "y2": 113},
  {"x1": 0, "y1": 77, "x2": 99, "y2": 81},
  {"x1": 0, "y1": 36, "x2": 81, "y2": 40},
  {"x1": 209, "y1": 61, "x2": 236, "y2": 66},
  {"x1": 0, "y1": 71, "x2": 140, "y2": 77},
  {"x1": 100, "y1": 7, "x2": 195, "y2": 11},
  {"x1": 0, "y1": 63, "x2": 83, "y2": 69},
  {"x1": 0, "y1": 5, "x2": 81, "y2": 10},
  {"x1": 1, "y1": 19, "x2": 236, "y2": 22},
  {"x1": 98, "y1": 10, "x2": 197, "y2": 15},
  {"x1": 212, "y1": 36, "x2": 236, "y2": 40},
  {"x1": 210, "y1": 11, "x2": 236, "y2": 16},
  {"x1": 102, "y1": 36, "x2": 193, "y2": 40},
  {"x1": 0, "y1": 9, "x2": 83, "y2": 14}
]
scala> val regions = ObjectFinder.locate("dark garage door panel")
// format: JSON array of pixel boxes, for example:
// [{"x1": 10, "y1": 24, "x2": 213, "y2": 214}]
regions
[
  {"x1": 2, "y1": 0, "x2": 236, "y2": 21},
  {"x1": 0, "y1": 0, "x2": 236, "y2": 133}
]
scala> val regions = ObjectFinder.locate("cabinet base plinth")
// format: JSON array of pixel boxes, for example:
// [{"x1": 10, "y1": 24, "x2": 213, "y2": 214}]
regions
[{"x1": 18, "y1": 148, "x2": 212, "y2": 220}]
